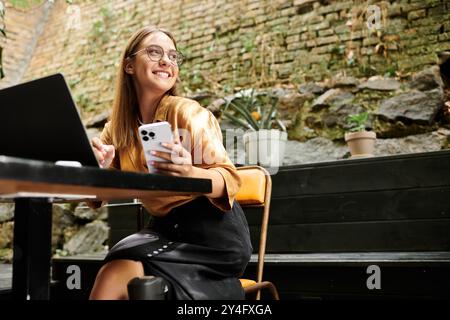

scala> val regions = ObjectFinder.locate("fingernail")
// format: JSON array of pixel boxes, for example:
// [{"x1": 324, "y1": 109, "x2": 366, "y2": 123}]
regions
[
  {"x1": 161, "y1": 142, "x2": 167, "y2": 147},
  {"x1": 151, "y1": 151, "x2": 156, "y2": 155}
]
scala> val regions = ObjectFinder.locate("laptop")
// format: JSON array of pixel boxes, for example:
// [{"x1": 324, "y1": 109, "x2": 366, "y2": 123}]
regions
[{"x1": 0, "y1": 73, "x2": 100, "y2": 167}]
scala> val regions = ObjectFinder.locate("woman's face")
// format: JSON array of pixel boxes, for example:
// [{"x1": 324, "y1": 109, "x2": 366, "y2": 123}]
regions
[{"x1": 128, "y1": 31, "x2": 179, "y2": 96}]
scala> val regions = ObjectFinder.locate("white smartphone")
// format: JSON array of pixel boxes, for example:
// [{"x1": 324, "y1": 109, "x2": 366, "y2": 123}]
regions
[{"x1": 138, "y1": 121, "x2": 174, "y2": 173}]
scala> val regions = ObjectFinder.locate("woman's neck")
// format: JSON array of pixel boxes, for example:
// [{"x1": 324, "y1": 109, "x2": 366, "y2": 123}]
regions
[{"x1": 137, "y1": 91, "x2": 164, "y2": 124}]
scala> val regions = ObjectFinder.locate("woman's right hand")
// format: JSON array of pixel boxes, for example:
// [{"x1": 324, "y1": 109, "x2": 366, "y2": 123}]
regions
[{"x1": 91, "y1": 137, "x2": 115, "y2": 168}]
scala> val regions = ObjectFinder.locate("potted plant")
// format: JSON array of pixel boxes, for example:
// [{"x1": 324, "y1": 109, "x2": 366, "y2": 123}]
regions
[
  {"x1": 221, "y1": 89, "x2": 287, "y2": 168},
  {"x1": 344, "y1": 112, "x2": 377, "y2": 158}
]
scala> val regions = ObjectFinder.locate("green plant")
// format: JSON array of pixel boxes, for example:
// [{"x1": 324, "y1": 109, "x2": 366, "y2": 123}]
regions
[
  {"x1": 221, "y1": 89, "x2": 286, "y2": 132},
  {"x1": 346, "y1": 112, "x2": 369, "y2": 132},
  {"x1": 9, "y1": 0, "x2": 45, "y2": 9}
]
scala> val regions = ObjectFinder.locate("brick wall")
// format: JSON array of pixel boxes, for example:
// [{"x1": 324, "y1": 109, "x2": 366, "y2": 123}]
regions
[
  {"x1": 0, "y1": 0, "x2": 449, "y2": 118},
  {"x1": 0, "y1": 1, "x2": 52, "y2": 88}
]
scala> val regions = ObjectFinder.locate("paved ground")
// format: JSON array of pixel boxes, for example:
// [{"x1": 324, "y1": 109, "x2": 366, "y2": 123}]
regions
[{"x1": 0, "y1": 263, "x2": 12, "y2": 290}]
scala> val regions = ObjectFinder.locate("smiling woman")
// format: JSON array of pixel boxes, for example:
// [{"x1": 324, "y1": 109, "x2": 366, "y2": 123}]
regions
[{"x1": 89, "y1": 26, "x2": 252, "y2": 300}]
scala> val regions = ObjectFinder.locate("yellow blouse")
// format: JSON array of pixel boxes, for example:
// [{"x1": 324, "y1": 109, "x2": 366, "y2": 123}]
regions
[{"x1": 100, "y1": 94, "x2": 241, "y2": 216}]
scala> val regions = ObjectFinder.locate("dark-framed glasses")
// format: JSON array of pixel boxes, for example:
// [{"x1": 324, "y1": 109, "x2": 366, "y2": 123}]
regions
[{"x1": 127, "y1": 44, "x2": 184, "y2": 66}]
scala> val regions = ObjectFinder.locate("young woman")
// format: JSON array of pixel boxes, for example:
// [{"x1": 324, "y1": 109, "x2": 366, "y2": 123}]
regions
[{"x1": 89, "y1": 26, "x2": 252, "y2": 300}]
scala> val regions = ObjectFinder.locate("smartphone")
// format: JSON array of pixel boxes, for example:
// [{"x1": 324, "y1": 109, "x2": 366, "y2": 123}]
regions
[{"x1": 138, "y1": 121, "x2": 174, "y2": 173}]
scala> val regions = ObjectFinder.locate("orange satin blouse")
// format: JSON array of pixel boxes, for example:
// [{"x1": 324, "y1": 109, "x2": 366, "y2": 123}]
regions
[{"x1": 100, "y1": 94, "x2": 241, "y2": 216}]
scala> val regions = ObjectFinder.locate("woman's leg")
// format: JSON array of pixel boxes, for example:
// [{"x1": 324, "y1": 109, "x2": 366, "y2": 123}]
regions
[{"x1": 89, "y1": 259, "x2": 145, "y2": 300}]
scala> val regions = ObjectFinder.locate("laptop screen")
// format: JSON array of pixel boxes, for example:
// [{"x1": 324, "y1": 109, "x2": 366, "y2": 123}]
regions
[{"x1": 0, "y1": 73, "x2": 100, "y2": 167}]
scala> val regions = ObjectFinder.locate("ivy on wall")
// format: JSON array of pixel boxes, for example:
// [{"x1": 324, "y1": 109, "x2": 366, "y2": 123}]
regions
[{"x1": 8, "y1": 0, "x2": 47, "y2": 10}]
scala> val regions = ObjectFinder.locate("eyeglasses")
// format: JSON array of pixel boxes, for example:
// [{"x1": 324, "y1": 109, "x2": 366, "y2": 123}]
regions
[{"x1": 127, "y1": 44, "x2": 184, "y2": 66}]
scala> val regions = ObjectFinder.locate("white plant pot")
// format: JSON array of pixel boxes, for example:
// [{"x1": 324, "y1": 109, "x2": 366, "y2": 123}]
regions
[{"x1": 243, "y1": 129, "x2": 287, "y2": 168}]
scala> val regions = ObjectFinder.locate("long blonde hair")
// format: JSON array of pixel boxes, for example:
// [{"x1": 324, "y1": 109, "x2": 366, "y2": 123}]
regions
[{"x1": 109, "y1": 26, "x2": 181, "y2": 149}]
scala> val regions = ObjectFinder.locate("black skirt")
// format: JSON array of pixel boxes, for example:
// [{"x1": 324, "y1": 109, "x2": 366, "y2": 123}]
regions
[{"x1": 104, "y1": 196, "x2": 253, "y2": 300}]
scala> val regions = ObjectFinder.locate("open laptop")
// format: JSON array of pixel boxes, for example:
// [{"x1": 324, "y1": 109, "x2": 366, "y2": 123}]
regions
[{"x1": 0, "y1": 73, "x2": 100, "y2": 168}]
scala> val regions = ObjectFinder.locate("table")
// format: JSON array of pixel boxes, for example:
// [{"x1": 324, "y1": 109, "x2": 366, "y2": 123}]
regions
[{"x1": 0, "y1": 156, "x2": 212, "y2": 300}]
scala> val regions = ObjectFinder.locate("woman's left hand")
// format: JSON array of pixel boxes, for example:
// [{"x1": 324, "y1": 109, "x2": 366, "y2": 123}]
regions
[{"x1": 151, "y1": 142, "x2": 195, "y2": 177}]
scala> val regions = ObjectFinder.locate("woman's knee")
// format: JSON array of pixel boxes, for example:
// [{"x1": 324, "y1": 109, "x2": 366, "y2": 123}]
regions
[
  {"x1": 98, "y1": 259, "x2": 144, "y2": 283},
  {"x1": 90, "y1": 259, "x2": 145, "y2": 299}
]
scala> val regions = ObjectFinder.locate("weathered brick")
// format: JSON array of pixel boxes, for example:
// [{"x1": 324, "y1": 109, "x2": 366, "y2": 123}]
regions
[
  {"x1": 338, "y1": 31, "x2": 363, "y2": 42},
  {"x1": 287, "y1": 25, "x2": 308, "y2": 36},
  {"x1": 408, "y1": 9, "x2": 426, "y2": 21},
  {"x1": 360, "y1": 47, "x2": 374, "y2": 55},
  {"x1": 315, "y1": 35, "x2": 339, "y2": 46},
  {"x1": 311, "y1": 44, "x2": 333, "y2": 54},
  {"x1": 266, "y1": 17, "x2": 289, "y2": 27},
  {"x1": 308, "y1": 20, "x2": 330, "y2": 32},
  {"x1": 428, "y1": 4, "x2": 447, "y2": 17},
  {"x1": 362, "y1": 37, "x2": 380, "y2": 47},
  {"x1": 387, "y1": 3, "x2": 402, "y2": 17},
  {"x1": 316, "y1": 1, "x2": 353, "y2": 15},
  {"x1": 286, "y1": 34, "x2": 300, "y2": 44},
  {"x1": 301, "y1": 31, "x2": 316, "y2": 41},
  {"x1": 438, "y1": 33, "x2": 450, "y2": 42},
  {"x1": 281, "y1": 7, "x2": 297, "y2": 17},
  {"x1": 2, "y1": 0, "x2": 449, "y2": 106},
  {"x1": 287, "y1": 41, "x2": 306, "y2": 51},
  {"x1": 300, "y1": 12, "x2": 324, "y2": 24},
  {"x1": 334, "y1": 24, "x2": 350, "y2": 35},
  {"x1": 318, "y1": 29, "x2": 334, "y2": 37},
  {"x1": 325, "y1": 12, "x2": 339, "y2": 22}
]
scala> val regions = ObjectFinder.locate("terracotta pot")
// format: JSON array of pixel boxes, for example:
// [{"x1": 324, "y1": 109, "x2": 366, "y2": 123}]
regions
[{"x1": 344, "y1": 131, "x2": 377, "y2": 158}]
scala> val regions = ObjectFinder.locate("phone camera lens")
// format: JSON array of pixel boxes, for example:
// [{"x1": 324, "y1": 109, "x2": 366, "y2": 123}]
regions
[
  {"x1": 149, "y1": 132, "x2": 155, "y2": 138},
  {"x1": 141, "y1": 130, "x2": 147, "y2": 135},
  {"x1": 143, "y1": 136, "x2": 149, "y2": 141}
]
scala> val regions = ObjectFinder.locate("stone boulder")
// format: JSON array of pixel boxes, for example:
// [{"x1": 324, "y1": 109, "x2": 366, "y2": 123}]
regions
[
  {"x1": 276, "y1": 91, "x2": 309, "y2": 119},
  {"x1": 323, "y1": 104, "x2": 366, "y2": 129},
  {"x1": 298, "y1": 82, "x2": 326, "y2": 95},
  {"x1": 0, "y1": 203, "x2": 14, "y2": 223},
  {"x1": 84, "y1": 110, "x2": 110, "y2": 128},
  {"x1": 0, "y1": 221, "x2": 14, "y2": 249},
  {"x1": 283, "y1": 137, "x2": 348, "y2": 165},
  {"x1": 410, "y1": 65, "x2": 444, "y2": 92},
  {"x1": 74, "y1": 203, "x2": 108, "y2": 221},
  {"x1": 378, "y1": 89, "x2": 444, "y2": 124},
  {"x1": 374, "y1": 129, "x2": 450, "y2": 156},
  {"x1": 63, "y1": 220, "x2": 109, "y2": 255},
  {"x1": 52, "y1": 204, "x2": 77, "y2": 251},
  {"x1": 358, "y1": 77, "x2": 401, "y2": 91},
  {"x1": 331, "y1": 76, "x2": 360, "y2": 88},
  {"x1": 312, "y1": 89, "x2": 354, "y2": 111}
]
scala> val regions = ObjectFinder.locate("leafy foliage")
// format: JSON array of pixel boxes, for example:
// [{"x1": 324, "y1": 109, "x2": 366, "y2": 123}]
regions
[
  {"x1": 221, "y1": 89, "x2": 286, "y2": 132},
  {"x1": 346, "y1": 112, "x2": 369, "y2": 132}
]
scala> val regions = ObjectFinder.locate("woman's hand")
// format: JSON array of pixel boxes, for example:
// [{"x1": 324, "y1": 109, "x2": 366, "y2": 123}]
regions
[
  {"x1": 91, "y1": 137, "x2": 115, "y2": 168},
  {"x1": 151, "y1": 141, "x2": 195, "y2": 177}
]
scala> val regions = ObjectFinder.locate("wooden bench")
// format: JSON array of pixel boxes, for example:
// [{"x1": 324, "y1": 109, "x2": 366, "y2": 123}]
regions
[{"x1": 242, "y1": 149, "x2": 450, "y2": 299}]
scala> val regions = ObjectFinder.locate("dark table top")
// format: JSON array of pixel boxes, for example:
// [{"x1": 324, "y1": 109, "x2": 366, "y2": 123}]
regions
[{"x1": 0, "y1": 155, "x2": 212, "y2": 201}]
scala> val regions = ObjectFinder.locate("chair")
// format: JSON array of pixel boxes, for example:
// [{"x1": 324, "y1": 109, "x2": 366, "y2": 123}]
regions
[{"x1": 236, "y1": 165, "x2": 279, "y2": 300}]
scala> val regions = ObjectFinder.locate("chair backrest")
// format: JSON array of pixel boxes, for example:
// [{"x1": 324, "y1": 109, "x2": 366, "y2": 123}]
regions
[{"x1": 235, "y1": 165, "x2": 272, "y2": 286}]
